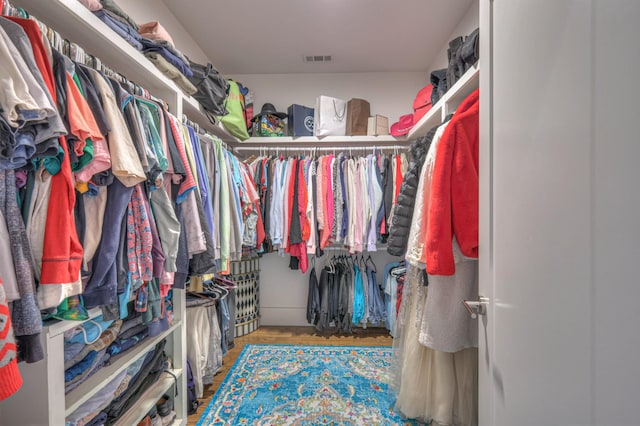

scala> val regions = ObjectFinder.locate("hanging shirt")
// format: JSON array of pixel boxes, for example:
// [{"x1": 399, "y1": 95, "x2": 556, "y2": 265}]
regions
[
  {"x1": 367, "y1": 154, "x2": 383, "y2": 251},
  {"x1": 315, "y1": 157, "x2": 325, "y2": 239},
  {"x1": 406, "y1": 121, "x2": 450, "y2": 268},
  {"x1": 215, "y1": 140, "x2": 231, "y2": 271},
  {"x1": 270, "y1": 159, "x2": 283, "y2": 247}
]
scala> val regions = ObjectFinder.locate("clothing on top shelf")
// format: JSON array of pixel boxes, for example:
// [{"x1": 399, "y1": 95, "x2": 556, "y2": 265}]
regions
[{"x1": 76, "y1": 0, "x2": 196, "y2": 96}]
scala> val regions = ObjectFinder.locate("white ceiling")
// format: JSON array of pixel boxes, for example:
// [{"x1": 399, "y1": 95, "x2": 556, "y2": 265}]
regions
[{"x1": 161, "y1": 0, "x2": 475, "y2": 75}]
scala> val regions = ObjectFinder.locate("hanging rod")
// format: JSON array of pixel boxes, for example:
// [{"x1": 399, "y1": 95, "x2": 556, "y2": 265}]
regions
[{"x1": 233, "y1": 144, "x2": 408, "y2": 152}]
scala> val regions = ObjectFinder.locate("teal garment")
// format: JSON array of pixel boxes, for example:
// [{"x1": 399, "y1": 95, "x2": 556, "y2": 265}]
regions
[
  {"x1": 134, "y1": 101, "x2": 161, "y2": 176},
  {"x1": 352, "y1": 265, "x2": 365, "y2": 326},
  {"x1": 33, "y1": 144, "x2": 64, "y2": 176},
  {"x1": 136, "y1": 99, "x2": 169, "y2": 172},
  {"x1": 119, "y1": 273, "x2": 132, "y2": 320},
  {"x1": 71, "y1": 138, "x2": 94, "y2": 172},
  {"x1": 141, "y1": 279, "x2": 161, "y2": 324}
]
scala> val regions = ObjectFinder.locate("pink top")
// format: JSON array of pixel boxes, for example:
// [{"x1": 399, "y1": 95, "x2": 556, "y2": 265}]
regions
[{"x1": 321, "y1": 154, "x2": 335, "y2": 249}]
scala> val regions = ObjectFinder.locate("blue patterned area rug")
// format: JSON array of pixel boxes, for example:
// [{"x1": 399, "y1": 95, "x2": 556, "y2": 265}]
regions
[{"x1": 197, "y1": 344, "x2": 419, "y2": 425}]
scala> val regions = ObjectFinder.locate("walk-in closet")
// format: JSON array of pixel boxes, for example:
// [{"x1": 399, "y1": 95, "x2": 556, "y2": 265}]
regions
[{"x1": 0, "y1": 1, "x2": 638, "y2": 425}]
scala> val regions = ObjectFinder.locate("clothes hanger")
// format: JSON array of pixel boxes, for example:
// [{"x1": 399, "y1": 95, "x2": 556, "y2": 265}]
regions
[
  {"x1": 366, "y1": 254, "x2": 377, "y2": 273},
  {"x1": 186, "y1": 290, "x2": 219, "y2": 305},
  {"x1": 213, "y1": 275, "x2": 237, "y2": 289}
]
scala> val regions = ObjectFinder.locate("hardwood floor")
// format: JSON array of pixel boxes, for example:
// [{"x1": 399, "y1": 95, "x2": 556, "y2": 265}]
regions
[{"x1": 186, "y1": 326, "x2": 393, "y2": 425}]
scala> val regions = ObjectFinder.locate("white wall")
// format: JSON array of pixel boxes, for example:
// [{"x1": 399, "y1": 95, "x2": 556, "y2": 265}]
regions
[
  {"x1": 260, "y1": 250, "x2": 403, "y2": 326},
  {"x1": 227, "y1": 70, "x2": 426, "y2": 327},
  {"x1": 121, "y1": 0, "x2": 210, "y2": 63},
  {"x1": 227, "y1": 72, "x2": 429, "y2": 126},
  {"x1": 428, "y1": 0, "x2": 479, "y2": 72}
]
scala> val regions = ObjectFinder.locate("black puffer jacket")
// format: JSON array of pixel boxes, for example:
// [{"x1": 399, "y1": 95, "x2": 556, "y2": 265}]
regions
[{"x1": 387, "y1": 127, "x2": 437, "y2": 256}]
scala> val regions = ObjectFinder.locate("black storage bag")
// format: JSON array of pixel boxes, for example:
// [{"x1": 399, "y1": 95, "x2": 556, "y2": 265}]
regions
[{"x1": 187, "y1": 59, "x2": 230, "y2": 121}]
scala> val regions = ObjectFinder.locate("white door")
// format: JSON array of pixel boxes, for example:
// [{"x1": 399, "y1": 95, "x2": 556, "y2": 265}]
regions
[{"x1": 479, "y1": 1, "x2": 640, "y2": 425}]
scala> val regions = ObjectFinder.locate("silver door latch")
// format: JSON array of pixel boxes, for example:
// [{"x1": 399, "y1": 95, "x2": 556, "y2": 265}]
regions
[{"x1": 463, "y1": 296, "x2": 489, "y2": 319}]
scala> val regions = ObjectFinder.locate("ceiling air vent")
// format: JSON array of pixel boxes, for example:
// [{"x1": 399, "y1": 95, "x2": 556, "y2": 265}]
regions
[{"x1": 304, "y1": 55, "x2": 333, "y2": 63}]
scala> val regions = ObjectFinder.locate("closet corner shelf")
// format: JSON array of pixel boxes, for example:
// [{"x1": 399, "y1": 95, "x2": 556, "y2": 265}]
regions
[
  {"x1": 182, "y1": 96, "x2": 241, "y2": 144},
  {"x1": 113, "y1": 368, "x2": 183, "y2": 426},
  {"x1": 234, "y1": 135, "x2": 408, "y2": 149},
  {"x1": 65, "y1": 322, "x2": 182, "y2": 416},
  {"x1": 13, "y1": 0, "x2": 179, "y2": 95},
  {"x1": 406, "y1": 63, "x2": 479, "y2": 140}
]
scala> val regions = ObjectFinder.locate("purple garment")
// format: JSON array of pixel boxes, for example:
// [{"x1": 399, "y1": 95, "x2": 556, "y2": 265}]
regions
[
  {"x1": 374, "y1": 156, "x2": 385, "y2": 236},
  {"x1": 14, "y1": 169, "x2": 27, "y2": 188},
  {"x1": 140, "y1": 38, "x2": 193, "y2": 77},
  {"x1": 93, "y1": 10, "x2": 143, "y2": 50},
  {"x1": 64, "y1": 341, "x2": 85, "y2": 363},
  {"x1": 187, "y1": 126, "x2": 214, "y2": 236}
]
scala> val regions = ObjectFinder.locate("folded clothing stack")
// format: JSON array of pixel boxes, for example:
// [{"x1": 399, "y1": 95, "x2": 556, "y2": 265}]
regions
[
  {"x1": 65, "y1": 339, "x2": 168, "y2": 426},
  {"x1": 138, "y1": 20, "x2": 196, "y2": 95},
  {"x1": 75, "y1": 0, "x2": 196, "y2": 95},
  {"x1": 63, "y1": 314, "x2": 150, "y2": 395},
  {"x1": 90, "y1": 0, "x2": 142, "y2": 51}
]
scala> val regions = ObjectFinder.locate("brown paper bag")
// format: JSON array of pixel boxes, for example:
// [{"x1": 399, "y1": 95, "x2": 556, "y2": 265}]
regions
[{"x1": 345, "y1": 98, "x2": 371, "y2": 136}]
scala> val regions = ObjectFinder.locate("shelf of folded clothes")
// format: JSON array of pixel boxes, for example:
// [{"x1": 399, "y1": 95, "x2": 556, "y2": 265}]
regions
[{"x1": 65, "y1": 321, "x2": 180, "y2": 416}]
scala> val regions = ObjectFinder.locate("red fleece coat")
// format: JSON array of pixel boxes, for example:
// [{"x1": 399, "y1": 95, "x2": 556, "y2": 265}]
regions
[{"x1": 425, "y1": 89, "x2": 479, "y2": 275}]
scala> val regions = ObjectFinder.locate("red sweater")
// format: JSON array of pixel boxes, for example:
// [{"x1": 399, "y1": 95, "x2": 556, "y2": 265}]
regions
[
  {"x1": 9, "y1": 17, "x2": 83, "y2": 284},
  {"x1": 425, "y1": 89, "x2": 479, "y2": 275},
  {"x1": 0, "y1": 277, "x2": 22, "y2": 401}
]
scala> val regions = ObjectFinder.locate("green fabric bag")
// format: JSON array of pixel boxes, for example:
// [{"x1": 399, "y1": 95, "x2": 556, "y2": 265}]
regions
[{"x1": 218, "y1": 80, "x2": 250, "y2": 141}]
